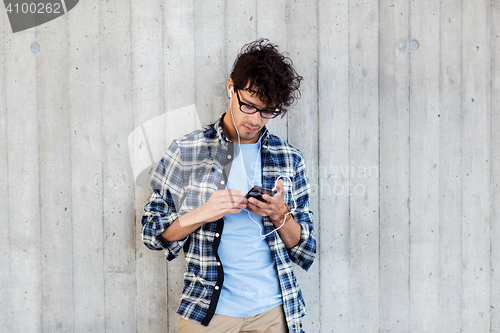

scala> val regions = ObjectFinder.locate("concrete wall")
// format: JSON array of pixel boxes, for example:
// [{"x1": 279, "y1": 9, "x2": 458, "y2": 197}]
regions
[{"x1": 0, "y1": 0, "x2": 499, "y2": 332}]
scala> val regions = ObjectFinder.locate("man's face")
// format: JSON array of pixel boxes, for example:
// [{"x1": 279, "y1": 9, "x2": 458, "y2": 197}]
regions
[{"x1": 222, "y1": 79, "x2": 272, "y2": 144}]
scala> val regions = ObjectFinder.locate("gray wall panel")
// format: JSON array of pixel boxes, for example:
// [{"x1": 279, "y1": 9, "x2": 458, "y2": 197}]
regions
[
  {"x1": 38, "y1": 11, "x2": 73, "y2": 333},
  {"x1": 287, "y1": 0, "x2": 320, "y2": 327},
  {"x1": 131, "y1": 0, "x2": 168, "y2": 332},
  {"x1": 348, "y1": 0, "x2": 380, "y2": 331},
  {"x1": 0, "y1": 6, "x2": 10, "y2": 332},
  {"x1": 409, "y1": 0, "x2": 441, "y2": 331},
  {"x1": 379, "y1": 0, "x2": 410, "y2": 331},
  {"x1": 439, "y1": 0, "x2": 463, "y2": 332},
  {"x1": 100, "y1": 0, "x2": 136, "y2": 331},
  {"x1": 318, "y1": 0, "x2": 350, "y2": 331},
  {"x1": 0, "y1": 0, "x2": 498, "y2": 332},
  {"x1": 68, "y1": 0, "x2": 105, "y2": 331},
  {"x1": 163, "y1": 0, "x2": 196, "y2": 330},
  {"x1": 492, "y1": 0, "x2": 500, "y2": 330},
  {"x1": 461, "y1": 0, "x2": 492, "y2": 332},
  {"x1": 5, "y1": 25, "x2": 41, "y2": 333},
  {"x1": 256, "y1": 0, "x2": 287, "y2": 140},
  {"x1": 194, "y1": 0, "x2": 225, "y2": 124}
]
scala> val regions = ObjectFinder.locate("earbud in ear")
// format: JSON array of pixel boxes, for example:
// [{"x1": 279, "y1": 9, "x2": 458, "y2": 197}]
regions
[{"x1": 229, "y1": 87, "x2": 234, "y2": 98}]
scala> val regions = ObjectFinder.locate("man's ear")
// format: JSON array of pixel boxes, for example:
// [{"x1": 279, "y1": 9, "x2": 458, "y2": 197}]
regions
[{"x1": 227, "y1": 78, "x2": 234, "y2": 98}]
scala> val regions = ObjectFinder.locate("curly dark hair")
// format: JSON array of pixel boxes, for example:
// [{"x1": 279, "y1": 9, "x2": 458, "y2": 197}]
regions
[{"x1": 230, "y1": 38, "x2": 303, "y2": 117}]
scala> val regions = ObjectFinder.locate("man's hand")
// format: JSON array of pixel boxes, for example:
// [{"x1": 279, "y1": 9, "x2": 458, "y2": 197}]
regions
[
  {"x1": 246, "y1": 179, "x2": 301, "y2": 248},
  {"x1": 163, "y1": 189, "x2": 247, "y2": 241},
  {"x1": 197, "y1": 189, "x2": 248, "y2": 224},
  {"x1": 246, "y1": 179, "x2": 287, "y2": 220}
]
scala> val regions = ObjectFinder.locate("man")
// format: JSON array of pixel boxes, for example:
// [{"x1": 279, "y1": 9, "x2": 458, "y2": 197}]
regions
[{"x1": 141, "y1": 39, "x2": 316, "y2": 333}]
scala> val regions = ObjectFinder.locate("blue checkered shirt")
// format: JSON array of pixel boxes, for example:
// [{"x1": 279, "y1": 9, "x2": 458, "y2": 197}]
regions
[{"x1": 141, "y1": 114, "x2": 316, "y2": 333}]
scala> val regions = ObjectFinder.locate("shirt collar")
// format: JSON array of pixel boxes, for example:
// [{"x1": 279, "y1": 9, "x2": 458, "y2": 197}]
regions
[
  {"x1": 214, "y1": 113, "x2": 231, "y2": 143},
  {"x1": 214, "y1": 112, "x2": 270, "y2": 147}
]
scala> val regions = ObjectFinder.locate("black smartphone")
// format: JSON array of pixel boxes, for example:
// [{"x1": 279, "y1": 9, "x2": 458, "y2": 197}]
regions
[{"x1": 245, "y1": 186, "x2": 277, "y2": 202}]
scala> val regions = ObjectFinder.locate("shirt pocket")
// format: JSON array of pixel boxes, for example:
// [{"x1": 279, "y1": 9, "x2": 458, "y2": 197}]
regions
[
  {"x1": 273, "y1": 167, "x2": 295, "y2": 205},
  {"x1": 178, "y1": 158, "x2": 219, "y2": 214}
]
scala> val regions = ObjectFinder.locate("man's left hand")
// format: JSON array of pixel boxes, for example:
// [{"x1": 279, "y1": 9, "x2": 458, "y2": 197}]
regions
[{"x1": 246, "y1": 179, "x2": 288, "y2": 220}]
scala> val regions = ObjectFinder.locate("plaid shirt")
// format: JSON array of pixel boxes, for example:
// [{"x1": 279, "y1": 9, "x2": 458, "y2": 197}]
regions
[{"x1": 141, "y1": 114, "x2": 316, "y2": 333}]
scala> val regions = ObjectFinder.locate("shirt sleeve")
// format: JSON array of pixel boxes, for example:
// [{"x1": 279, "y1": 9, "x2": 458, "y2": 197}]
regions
[
  {"x1": 141, "y1": 140, "x2": 188, "y2": 261},
  {"x1": 287, "y1": 152, "x2": 316, "y2": 271}
]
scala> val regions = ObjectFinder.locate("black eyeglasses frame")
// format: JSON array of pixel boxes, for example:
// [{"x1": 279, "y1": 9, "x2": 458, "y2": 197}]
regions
[{"x1": 234, "y1": 89, "x2": 281, "y2": 119}]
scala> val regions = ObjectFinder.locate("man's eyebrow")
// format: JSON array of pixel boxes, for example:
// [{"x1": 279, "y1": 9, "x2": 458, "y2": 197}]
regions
[
  {"x1": 241, "y1": 93, "x2": 271, "y2": 110},
  {"x1": 241, "y1": 95, "x2": 261, "y2": 108}
]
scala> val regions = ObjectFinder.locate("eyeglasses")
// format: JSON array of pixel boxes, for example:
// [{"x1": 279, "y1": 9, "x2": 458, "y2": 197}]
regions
[{"x1": 235, "y1": 89, "x2": 281, "y2": 119}]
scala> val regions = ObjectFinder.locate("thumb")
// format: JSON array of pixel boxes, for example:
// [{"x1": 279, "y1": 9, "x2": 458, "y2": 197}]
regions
[{"x1": 276, "y1": 179, "x2": 284, "y2": 193}]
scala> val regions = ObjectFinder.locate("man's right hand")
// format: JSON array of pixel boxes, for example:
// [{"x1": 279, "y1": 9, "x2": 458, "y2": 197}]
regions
[
  {"x1": 197, "y1": 189, "x2": 248, "y2": 224},
  {"x1": 161, "y1": 189, "x2": 248, "y2": 242}
]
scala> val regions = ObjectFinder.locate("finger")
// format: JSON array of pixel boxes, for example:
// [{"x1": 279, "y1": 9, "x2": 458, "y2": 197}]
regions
[
  {"x1": 226, "y1": 189, "x2": 248, "y2": 201},
  {"x1": 276, "y1": 179, "x2": 284, "y2": 194},
  {"x1": 246, "y1": 202, "x2": 255, "y2": 211},
  {"x1": 221, "y1": 200, "x2": 246, "y2": 212},
  {"x1": 248, "y1": 197, "x2": 268, "y2": 209},
  {"x1": 224, "y1": 208, "x2": 242, "y2": 215},
  {"x1": 221, "y1": 190, "x2": 244, "y2": 202},
  {"x1": 262, "y1": 193, "x2": 278, "y2": 204},
  {"x1": 226, "y1": 191, "x2": 247, "y2": 207},
  {"x1": 246, "y1": 203, "x2": 265, "y2": 216}
]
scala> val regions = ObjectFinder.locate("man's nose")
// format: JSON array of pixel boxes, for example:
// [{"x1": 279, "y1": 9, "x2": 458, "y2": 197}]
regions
[{"x1": 249, "y1": 111, "x2": 262, "y2": 125}]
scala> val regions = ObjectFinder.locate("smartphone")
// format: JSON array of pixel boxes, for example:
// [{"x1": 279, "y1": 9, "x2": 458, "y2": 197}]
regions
[{"x1": 245, "y1": 186, "x2": 277, "y2": 202}]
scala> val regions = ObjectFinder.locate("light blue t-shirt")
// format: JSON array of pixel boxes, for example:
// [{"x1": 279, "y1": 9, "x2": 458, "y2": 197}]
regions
[{"x1": 215, "y1": 140, "x2": 282, "y2": 317}]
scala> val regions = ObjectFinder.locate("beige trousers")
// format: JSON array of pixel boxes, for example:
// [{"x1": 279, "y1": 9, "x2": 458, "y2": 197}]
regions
[{"x1": 177, "y1": 304, "x2": 289, "y2": 333}]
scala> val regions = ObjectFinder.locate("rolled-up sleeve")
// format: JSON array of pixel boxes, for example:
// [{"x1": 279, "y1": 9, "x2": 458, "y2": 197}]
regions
[
  {"x1": 287, "y1": 153, "x2": 316, "y2": 271},
  {"x1": 141, "y1": 141, "x2": 188, "y2": 261}
]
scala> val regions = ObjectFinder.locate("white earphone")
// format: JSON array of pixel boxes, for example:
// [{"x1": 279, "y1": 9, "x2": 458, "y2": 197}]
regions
[{"x1": 226, "y1": 85, "x2": 296, "y2": 237}]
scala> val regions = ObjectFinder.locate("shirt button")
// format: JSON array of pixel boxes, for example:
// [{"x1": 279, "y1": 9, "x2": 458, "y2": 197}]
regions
[
  {"x1": 220, "y1": 180, "x2": 225, "y2": 185},
  {"x1": 227, "y1": 154, "x2": 232, "y2": 159},
  {"x1": 215, "y1": 286, "x2": 219, "y2": 290},
  {"x1": 217, "y1": 262, "x2": 221, "y2": 266},
  {"x1": 215, "y1": 233, "x2": 220, "y2": 237}
]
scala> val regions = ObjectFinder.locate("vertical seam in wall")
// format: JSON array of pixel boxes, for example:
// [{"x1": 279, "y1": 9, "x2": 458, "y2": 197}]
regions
[
  {"x1": 129, "y1": 0, "x2": 137, "y2": 330},
  {"x1": 34, "y1": 35, "x2": 41, "y2": 333},
  {"x1": 315, "y1": 0, "x2": 321, "y2": 325},
  {"x1": 438, "y1": 0, "x2": 443, "y2": 329},
  {"x1": 407, "y1": 0, "x2": 412, "y2": 327},
  {"x1": 160, "y1": 0, "x2": 168, "y2": 330},
  {"x1": 193, "y1": 0, "x2": 197, "y2": 111},
  {"x1": 224, "y1": 0, "x2": 227, "y2": 82},
  {"x1": 490, "y1": 0, "x2": 494, "y2": 326},
  {"x1": 377, "y1": 0, "x2": 382, "y2": 328},
  {"x1": 438, "y1": 0, "x2": 442, "y2": 328},
  {"x1": 68, "y1": 8, "x2": 75, "y2": 331},
  {"x1": 460, "y1": 0, "x2": 463, "y2": 328},
  {"x1": 254, "y1": 0, "x2": 258, "y2": 38},
  {"x1": 347, "y1": 0, "x2": 351, "y2": 319},
  {"x1": 285, "y1": 0, "x2": 289, "y2": 142},
  {"x1": 97, "y1": 0, "x2": 106, "y2": 330},
  {"x1": 3, "y1": 11, "x2": 11, "y2": 331},
  {"x1": 35, "y1": 24, "x2": 44, "y2": 333}
]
